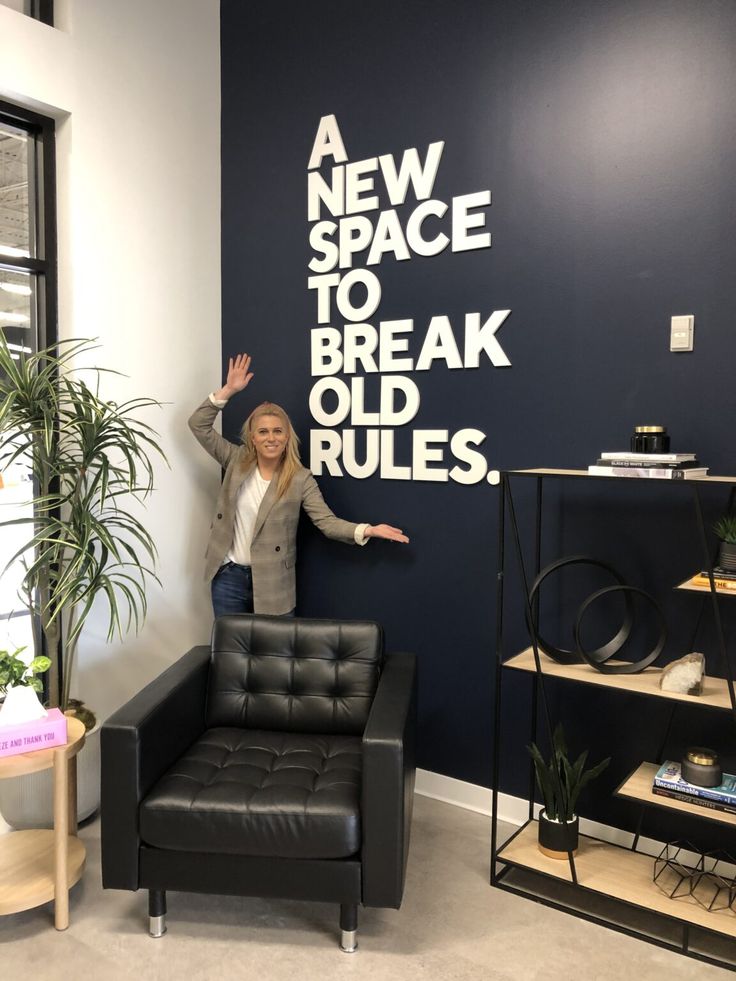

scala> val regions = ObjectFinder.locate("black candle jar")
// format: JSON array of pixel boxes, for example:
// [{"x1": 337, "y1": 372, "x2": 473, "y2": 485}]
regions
[
  {"x1": 681, "y1": 748, "x2": 722, "y2": 788},
  {"x1": 631, "y1": 426, "x2": 670, "y2": 454}
]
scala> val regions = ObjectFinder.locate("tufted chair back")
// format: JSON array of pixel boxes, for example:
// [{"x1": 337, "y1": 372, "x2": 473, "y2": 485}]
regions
[{"x1": 205, "y1": 615, "x2": 385, "y2": 735}]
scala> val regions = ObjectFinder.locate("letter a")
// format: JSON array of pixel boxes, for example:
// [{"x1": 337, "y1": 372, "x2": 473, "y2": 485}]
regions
[{"x1": 308, "y1": 115, "x2": 348, "y2": 170}]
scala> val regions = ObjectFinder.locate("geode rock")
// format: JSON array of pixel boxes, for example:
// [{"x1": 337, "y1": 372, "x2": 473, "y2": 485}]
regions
[{"x1": 659, "y1": 652, "x2": 705, "y2": 695}]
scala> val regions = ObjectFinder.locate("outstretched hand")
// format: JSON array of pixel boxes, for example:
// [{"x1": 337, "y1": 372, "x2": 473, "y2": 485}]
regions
[
  {"x1": 216, "y1": 353, "x2": 254, "y2": 400},
  {"x1": 365, "y1": 524, "x2": 409, "y2": 544}
]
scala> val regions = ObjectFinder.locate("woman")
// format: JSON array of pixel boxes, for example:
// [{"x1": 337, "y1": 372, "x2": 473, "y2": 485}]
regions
[{"x1": 189, "y1": 353, "x2": 409, "y2": 616}]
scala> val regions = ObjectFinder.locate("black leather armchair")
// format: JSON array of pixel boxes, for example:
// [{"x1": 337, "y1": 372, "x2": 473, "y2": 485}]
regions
[{"x1": 100, "y1": 615, "x2": 416, "y2": 951}]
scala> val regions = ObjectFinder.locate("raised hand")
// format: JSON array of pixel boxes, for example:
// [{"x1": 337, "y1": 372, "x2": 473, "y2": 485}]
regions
[
  {"x1": 365, "y1": 524, "x2": 410, "y2": 544},
  {"x1": 216, "y1": 353, "x2": 254, "y2": 400}
]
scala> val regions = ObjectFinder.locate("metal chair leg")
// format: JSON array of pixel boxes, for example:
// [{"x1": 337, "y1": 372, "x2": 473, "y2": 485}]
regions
[
  {"x1": 148, "y1": 889, "x2": 167, "y2": 938},
  {"x1": 339, "y1": 903, "x2": 358, "y2": 952}
]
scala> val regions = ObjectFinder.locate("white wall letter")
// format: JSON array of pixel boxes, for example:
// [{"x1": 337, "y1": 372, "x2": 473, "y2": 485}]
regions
[
  {"x1": 451, "y1": 190, "x2": 491, "y2": 252},
  {"x1": 336, "y1": 268, "x2": 382, "y2": 322},
  {"x1": 366, "y1": 210, "x2": 410, "y2": 265},
  {"x1": 405, "y1": 200, "x2": 450, "y2": 256},
  {"x1": 345, "y1": 158, "x2": 379, "y2": 214},
  {"x1": 449, "y1": 429, "x2": 488, "y2": 485},
  {"x1": 343, "y1": 323, "x2": 379, "y2": 374},
  {"x1": 309, "y1": 377, "x2": 352, "y2": 426},
  {"x1": 416, "y1": 315, "x2": 463, "y2": 370},
  {"x1": 464, "y1": 310, "x2": 512, "y2": 368},
  {"x1": 310, "y1": 327, "x2": 343, "y2": 377},
  {"x1": 342, "y1": 429, "x2": 380, "y2": 479},
  {"x1": 338, "y1": 215, "x2": 374, "y2": 268},
  {"x1": 380, "y1": 430, "x2": 412, "y2": 480},
  {"x1": 308, "y1": 114, "x2": 348, "y2": 170},
  {"x1": 380, "y1": 376, "x2": 420, "y2": 426},
  {"x1": 308, "y1": 220, "x2": 339, "y2": 273},
  {"x1": 310, "y1": 429, "x2": 344, "y2": 476},
  {"x1": 413, "y1": 430, "x2": 449, "y2": 482},
  {"x1": 307, "y1": 273, "x2": 341, "y2": 324},
  {"x1": 379, "y1": 319, "x2": 414, "y2": 372},
  {"x1": 307, "y1": 168, "x2": 345, "y2": 222},
  {"x1": 379, "y1": 142, "x2": 445, "y2": 205}
]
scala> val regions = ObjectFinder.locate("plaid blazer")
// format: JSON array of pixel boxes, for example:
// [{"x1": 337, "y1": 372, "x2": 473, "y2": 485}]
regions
[{"x1": 188, "y1": 398, "x2": 361, "y2": 614}]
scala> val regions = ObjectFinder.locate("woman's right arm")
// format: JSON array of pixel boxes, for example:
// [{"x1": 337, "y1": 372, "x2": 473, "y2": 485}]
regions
[{"x1": 188, "y1": 353, "x2": 255, "y2": 468}]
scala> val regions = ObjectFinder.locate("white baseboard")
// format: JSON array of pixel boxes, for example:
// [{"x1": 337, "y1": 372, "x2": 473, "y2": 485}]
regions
[{"x1": 415, "y1": 768, "x2": 687, "y2": 863}]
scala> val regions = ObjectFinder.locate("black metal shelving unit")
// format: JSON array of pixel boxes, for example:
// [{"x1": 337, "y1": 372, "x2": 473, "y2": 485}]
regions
[{"x1": 491, "y1": 468, "x2": 736, "y2": 972}]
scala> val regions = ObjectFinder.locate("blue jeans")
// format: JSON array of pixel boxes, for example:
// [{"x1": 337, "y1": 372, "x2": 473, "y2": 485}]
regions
[
  {"x1": 211, "y1": 562, "x2": 254, "y2": 617},
  {"x1": 211, "y1": 563, "x2": 295, "y2": 618}
]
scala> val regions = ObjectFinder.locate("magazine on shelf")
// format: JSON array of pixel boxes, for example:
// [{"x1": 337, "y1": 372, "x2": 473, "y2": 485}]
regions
[
  {"x1": 653, "y1": 761, "x2": 736, "y2": 805},
  {"x1": 599, "y1": 452, "x2": 697, "y2": 463},
  {"x1": 588, "y1": 465, "x2": 709, "y2": 480}
]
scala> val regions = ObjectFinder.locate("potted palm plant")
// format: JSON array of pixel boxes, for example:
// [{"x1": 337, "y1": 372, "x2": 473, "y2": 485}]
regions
[
  {"x1": 0, "y1": 334, "x2": 165, "y2": 823},
  {"x1": 713, "y1": 512, "x2": 736, "y2": 572},
  {"x1": 528, "y1": 723, "x2": 609, "y2": 859}
]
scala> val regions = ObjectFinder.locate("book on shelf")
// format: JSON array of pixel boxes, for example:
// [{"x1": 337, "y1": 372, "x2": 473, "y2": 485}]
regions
[
  {"x1": 594, "y1": 458, "x2": 703, "y2": 470},
  {"x1": 653, "y1": 761, "x2": 736, "y2": 805},
  {"x1": 588, "y1": 465, "x2": 709, "y2": 480},
  {"x1": 687, "y1": 573, "x2": 736, "y2": 591},
  {"x1": 0, "y1": 707, "x2": 68, "y2": 758},
  {"x1": 652, "y1": 785, "x2": 736, "y2": 816},
  {"x1": 601, "y1": 450, "x2": 697, "y2": 467},
  {"x1": 700, "y1": 567, "x2": 736, "y2": 581},
  {"x1": 599, "y1": 451, "x2": 697, "y2": 463}
]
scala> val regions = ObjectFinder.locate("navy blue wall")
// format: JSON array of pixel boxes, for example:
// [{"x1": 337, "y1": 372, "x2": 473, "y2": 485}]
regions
[{"x1": 221, "y1": 0, "x2": 736, "y2": 830}]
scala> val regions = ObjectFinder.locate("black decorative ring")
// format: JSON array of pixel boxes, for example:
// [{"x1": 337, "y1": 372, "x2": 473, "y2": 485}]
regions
[
  {"x1": 526, "y1": 555, "x2": 633, "y2": 665},
  {"x1": 574, "y1": 584, "x2": 666, "y2": 674}
]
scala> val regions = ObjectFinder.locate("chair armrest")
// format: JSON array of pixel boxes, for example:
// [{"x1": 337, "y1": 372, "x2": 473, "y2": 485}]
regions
[
  {"x1": 361, "y1": 651, "x2": 417, "y2": 908},
  {"x1": 100, "y1": 645, "x2": 211, "y2": 890}
]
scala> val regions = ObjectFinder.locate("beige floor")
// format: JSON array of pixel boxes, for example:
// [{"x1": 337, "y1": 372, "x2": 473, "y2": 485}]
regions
[{"x1": 0, "y1": 794, "x2": 732, "y2": 979}]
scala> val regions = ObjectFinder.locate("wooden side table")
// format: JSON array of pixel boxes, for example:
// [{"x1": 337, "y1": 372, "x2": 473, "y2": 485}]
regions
[{"x1": 0, "y1": 715, "x2": 86, "y2": 929}]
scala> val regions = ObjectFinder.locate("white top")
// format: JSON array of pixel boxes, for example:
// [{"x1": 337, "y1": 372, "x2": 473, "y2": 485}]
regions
[
  {"x1": 209, "y1": 394, "x2": 369, "y2": 562},
  {"x1": 227, "y1": 467, "x2": 271, "y2": 566}
]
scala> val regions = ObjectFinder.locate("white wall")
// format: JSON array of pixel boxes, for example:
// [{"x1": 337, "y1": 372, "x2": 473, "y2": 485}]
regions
[{"x1": 0, "y1": 0, "x2": 223, "y2": 719}]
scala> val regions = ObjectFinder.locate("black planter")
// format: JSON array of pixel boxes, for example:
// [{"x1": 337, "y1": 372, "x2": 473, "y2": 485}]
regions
[
  {"x1": 718, "y1": 542, "x2": 736, "y2": 572},
  {"x1": 538, "y1": 811, "x2": 579, "y2": 859}
]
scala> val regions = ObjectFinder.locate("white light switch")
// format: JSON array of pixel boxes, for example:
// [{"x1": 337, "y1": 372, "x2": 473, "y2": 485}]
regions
[{"x1": 670, "y1": 314, "x2": 694, "y2": 352}]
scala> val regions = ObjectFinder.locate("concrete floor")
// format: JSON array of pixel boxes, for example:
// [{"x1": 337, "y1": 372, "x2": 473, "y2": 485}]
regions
[{"x1": 1, "y1": 794, "x2": 733, "y2": 979}]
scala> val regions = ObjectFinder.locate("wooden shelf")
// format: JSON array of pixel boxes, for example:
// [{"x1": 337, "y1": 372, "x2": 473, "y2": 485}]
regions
[
  {"x1": 508, "y1": 468, "x2": 736, "y2": 484},
  {"x1": 498, "y1": 821, "x2": 736, "y2": 939},
  {"x1": 677, "y1": 577, "x2": 736, "y2": 597},
  {"x1": 504, "y1": 648, "x2": 734, "y2": 711},
  {"x1": 617, "y1": 763, "x2": 736, "y2": 827},
  {"x1": 0, "y1": 830, "x2": 85, "y2": 915}
]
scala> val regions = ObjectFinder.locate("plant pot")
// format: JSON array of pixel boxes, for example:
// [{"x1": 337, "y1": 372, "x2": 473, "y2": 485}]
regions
[
  {"x1": 0, "y1": 719, "x2": 101, "y2": 829},
  {"x1": 718, "y1": 542, "x2": 736, "y2": 572},
  {"x1": 538, "y1": 810, "x2": 579, "y2": 859}
]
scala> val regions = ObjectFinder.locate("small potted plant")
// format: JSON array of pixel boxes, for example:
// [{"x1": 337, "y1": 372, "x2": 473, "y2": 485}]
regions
[
  {"x1": 528, "y1": 723, "x2": 609, "y2": 859},
  {"x1": 0, "y1": 647, "x2": 52, "y2": 723},
  {"x1": 713, "y1": 512, "x2": 736, "y2": 572}
]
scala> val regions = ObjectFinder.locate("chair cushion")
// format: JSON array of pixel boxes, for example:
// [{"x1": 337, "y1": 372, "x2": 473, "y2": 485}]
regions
[
  {"x1": 139, "y1": 728, "x2": 362, "y2": 859},
  {"x1": 205, "y1": 616, "x2": 384, "y2": 735}
]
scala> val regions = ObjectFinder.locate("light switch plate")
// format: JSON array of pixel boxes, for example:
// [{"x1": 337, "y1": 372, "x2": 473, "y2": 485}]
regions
[{"x1": 670, "y1": 314, "x2": 694, "y2": 352}]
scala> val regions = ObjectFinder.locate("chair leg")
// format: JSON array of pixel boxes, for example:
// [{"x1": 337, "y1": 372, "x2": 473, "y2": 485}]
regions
[
  {"x1": 148, "y1": 889, "x2": 167, "y2": 938},
  {"x1": 339, "y1": 903, "x2": 358, "y2": 952}
]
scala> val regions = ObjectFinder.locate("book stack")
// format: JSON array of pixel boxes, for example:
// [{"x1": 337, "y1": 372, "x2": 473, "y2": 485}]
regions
[
  {"x1": 588, "y1": 452, "x2": 708, "y2": 480},
  {"x1": 652, "y1": 761, "x2": 736, "y2": 815},
  {"x1": 687, "y1": 568, "x2": 736, "y2": 592}
]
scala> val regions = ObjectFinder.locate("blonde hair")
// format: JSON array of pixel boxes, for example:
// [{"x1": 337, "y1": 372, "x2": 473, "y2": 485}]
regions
[{"x1": 240, "y1": 402, "x2": 302, "y2": 498}]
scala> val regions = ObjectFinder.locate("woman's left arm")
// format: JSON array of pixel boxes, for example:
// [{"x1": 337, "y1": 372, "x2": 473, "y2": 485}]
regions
[{"x1": 300, "y1": 474, "x2": 409, "y2": 544}]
